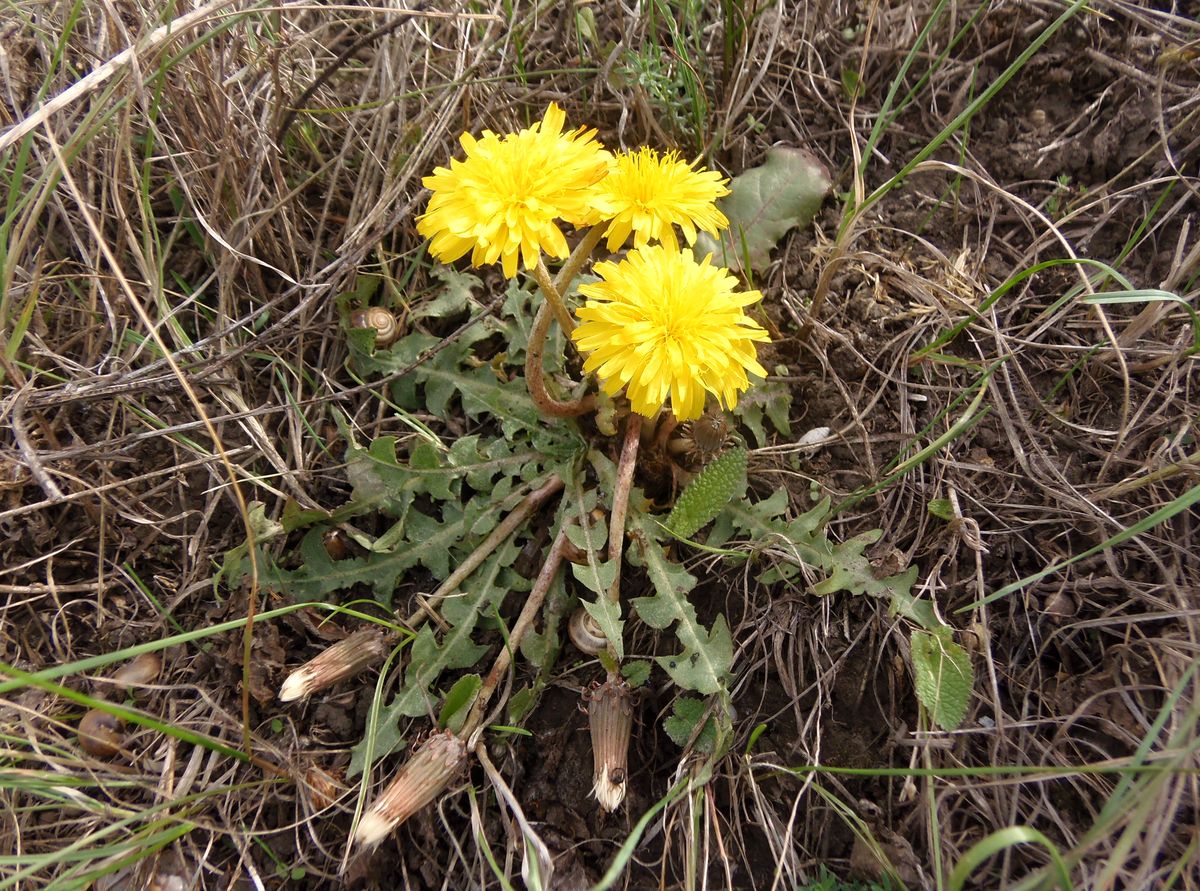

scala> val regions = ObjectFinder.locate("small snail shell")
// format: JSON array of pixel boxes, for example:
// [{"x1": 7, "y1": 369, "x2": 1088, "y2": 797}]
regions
[
  {"x1": 1042, "y1": 589, "x2": 1077, "y2": 619},
  {"x1": 569, "y1": 607, "x2": 608, "y2": 656},
  {"x1": 322, "y1": 529, "x2": 350, "y2": 561},
  {"x1": 110, "y1": 653, "x2": 162, "y2": 692},
  {"x1": 350, "y1": 307, "x2": 401, "y2": 347},
  {"x1": 79, "y1": 709, "x2": 124, "y2": 757}
]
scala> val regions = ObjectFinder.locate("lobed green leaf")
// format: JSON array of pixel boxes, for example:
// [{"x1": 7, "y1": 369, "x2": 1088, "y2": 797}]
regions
[
  {"x1": 911, "y1": 626, "x2": 974, "y2": 731},
  {"x1": 629, "y1": 513, "x2": 733, "y2": 695}
]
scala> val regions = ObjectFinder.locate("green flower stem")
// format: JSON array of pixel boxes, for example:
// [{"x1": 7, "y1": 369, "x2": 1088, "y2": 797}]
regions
[
  {"x1": 521, "y1": 230, "x2": 607, "y2": 420},
  {"x1": 606, "y1": 414, "x2": 642, "y2": 606},
  {"x1": 461, "y1": 523, "x2": 571, "y2": 738},
  {"x1": 533, "y1": 257, "x2": 575, "y2": 335},
  {"x1": 403, "y1": 474, "x2": 564, "y2": 629},
  {"x1": 524, "y1": 299, "x2": 595, "y2": 418},
  {"x1": 554, "y1": 225, "x2": 606, "y2": 294}
]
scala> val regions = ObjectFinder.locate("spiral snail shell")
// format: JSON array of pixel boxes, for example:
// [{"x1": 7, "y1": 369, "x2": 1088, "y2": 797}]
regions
[
  {"x1": 78, "y1": 709, "x2": 124, "y2": 758},
  {"x1": 349, "y1": 307, "x2": 401, "y2": 347},
  {"x1": 110, "y1": 653, "x2": 162, "y2": 692},
  {"x1": 569, "y1": 607, "x2": 608, "y2": 656}
]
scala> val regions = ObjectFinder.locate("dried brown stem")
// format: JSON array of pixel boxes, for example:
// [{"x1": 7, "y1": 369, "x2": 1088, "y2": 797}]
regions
[
  {"x1": 652, "y1": 412, "x2": 679, "y2": 451},
  {"x1": 462, "y1": 523, "x2": 571, "y2": 736},
  {"x1": 403, "y1": 474, "x2": 564, "y2": 628},
  {"x1": 275, "y1": 4, "x2": 431, "y2": 145},
  {"x1": 606, "y1": 414, "x2": 642, "y2": 605},
  {"x1": 9, "y1": 386, "x2": 65, "y2": 503}
]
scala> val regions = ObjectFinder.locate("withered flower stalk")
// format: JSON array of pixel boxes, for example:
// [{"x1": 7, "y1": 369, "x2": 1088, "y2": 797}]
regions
[
  {"x1": 586, "y1": 676, "x2": 635, "y2": 811},
  {"x1": 354, "y1": 524, "x2": 572, "y2": 850},
  {"x1": 462, "y1": 523, "x2": 571, "y2": 735},
  {"x1": 353, "y1": 730, "x2": 469, "y2": 849},
  {"x1": 279, "y1": 629, "x2": 388, "y2": 703},
  {"x1": 404, "y1": 473, "x2": 564, "y2": 628},
  {"x1": 606, "y1": 414, "x2": 642, "y2": 605}
]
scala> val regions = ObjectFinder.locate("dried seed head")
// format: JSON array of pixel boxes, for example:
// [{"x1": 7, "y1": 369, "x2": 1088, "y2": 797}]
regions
[
  {"x1": 304, "y1": 765, "x2": 345, "y2": 810},
  {"x1": 586, "y1": 677, "x2": 634, "y2": 811},
  {"x1": 279, "y1": 629, "x2": 388, "y2": 702},
  {"x1": 353, "y1": 730, "x2": 468, "y2": 849},
  {"x1": 667, "y1": 407, "x2": 733, "y2": 470}
]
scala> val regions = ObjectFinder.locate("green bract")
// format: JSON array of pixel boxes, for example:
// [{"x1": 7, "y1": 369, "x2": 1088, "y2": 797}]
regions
[{"x1": 665, "y1": 447, "x2": 747, "y2": 539}]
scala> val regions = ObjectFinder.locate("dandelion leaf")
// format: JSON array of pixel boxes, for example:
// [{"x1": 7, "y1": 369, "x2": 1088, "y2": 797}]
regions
[
  {"x1": 247, "y1": 430, "x2": 560, "y2": 607},
  {"x1": 621, "y1": 661, "x2": 651, "y2": 688},
  {"x1": 359, "y1": 326, "x2": 544, "y2": 438},
  {"x1": 351, "y1": 550, "x2": 506, "y2": 775},
  {"x1": 694, "y1": 146, "x2": 831, "y2": 273},
  {"x1": 911, "y1": 627, "x2": 973, "y2": 731},
  {"x1": 568, "y1": 507, "x2": 622, "y2": 659},
  {"x1": 438, "y1": 674, "x2": 483, "y2": 734},
  {"x1": 709, "y1": 492, "x2": 928, "y2": 627},
  {"x1": 664, "y1": 696, "x2": 720, "y2": 754},
  {"x1": 348, "y1": 718, "x2": 405, "y2": 779},
  {"x1": 580, "y1": 595, "x2": 624, "y2": 662},
  {"x1": 734, "y1": 372, "x2": 793, "y2": 446},
  {"x1": 811, "y1": 530, "x2": 928, "y2": 627},
  {"x1": 256, "y1": 528, "x2": 379, "y2": 603},
  {"x1": 629, "y1": 513, "x2": 732, "y2": 695},
  {"x1": 411, "y1": 268, "x2": 481, "y2": 320}
]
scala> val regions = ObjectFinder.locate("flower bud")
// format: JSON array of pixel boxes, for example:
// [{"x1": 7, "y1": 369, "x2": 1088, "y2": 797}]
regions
[
  {"x1": 353, "y1": 730, "x2": 468, "y2": 849},
  {"x1": 278, "y1": 629, "x2": 388, "y2": 702},
  {"x1": 586, "y1": 677, "x2": 634, "y2": 811}
]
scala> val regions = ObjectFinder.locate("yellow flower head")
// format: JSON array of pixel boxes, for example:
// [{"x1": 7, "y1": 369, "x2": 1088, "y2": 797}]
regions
[
  {"x1": 572, "y1": 244, "x2": 769, "y2": 421},
  {"x1": 417, "y1": 104, "x2": 611, "y2": 278},
  {"x1": 591, "y1": 148, "x2": 730, "y2": 252}
]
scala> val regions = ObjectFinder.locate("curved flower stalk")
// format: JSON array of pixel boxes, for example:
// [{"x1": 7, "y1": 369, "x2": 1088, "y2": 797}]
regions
[
  {"x1": 417, "y1": 103, "x2": 610, "y2": 280},
  {"x1": 572, "y1": 244, "x2": 771, "y2": 421},
  {"x1": 591, "y1": 147, "x2": 730, "y2": 251}
]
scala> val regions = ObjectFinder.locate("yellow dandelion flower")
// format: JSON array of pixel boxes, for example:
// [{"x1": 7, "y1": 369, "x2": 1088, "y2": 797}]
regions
[
  {"x1": 591, "y1": 148, "x2": 730, "y2": 252},
  {"x1": 572, "y1": 244, "x2": 769, "y2": 421},
  {"x1": 417, "y1": 104, "x2": 611, "y2": 278}
]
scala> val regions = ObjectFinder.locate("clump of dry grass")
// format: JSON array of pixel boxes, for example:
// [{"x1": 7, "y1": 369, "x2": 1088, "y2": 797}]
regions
[{"x1": 1, "y1": 0, "x2": 1198, "y2": 888}]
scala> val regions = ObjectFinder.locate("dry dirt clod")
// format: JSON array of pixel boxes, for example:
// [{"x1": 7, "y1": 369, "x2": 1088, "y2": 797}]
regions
[{"x1": 1042, "y1": 588, "x2": 1078, "y2": 619}]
